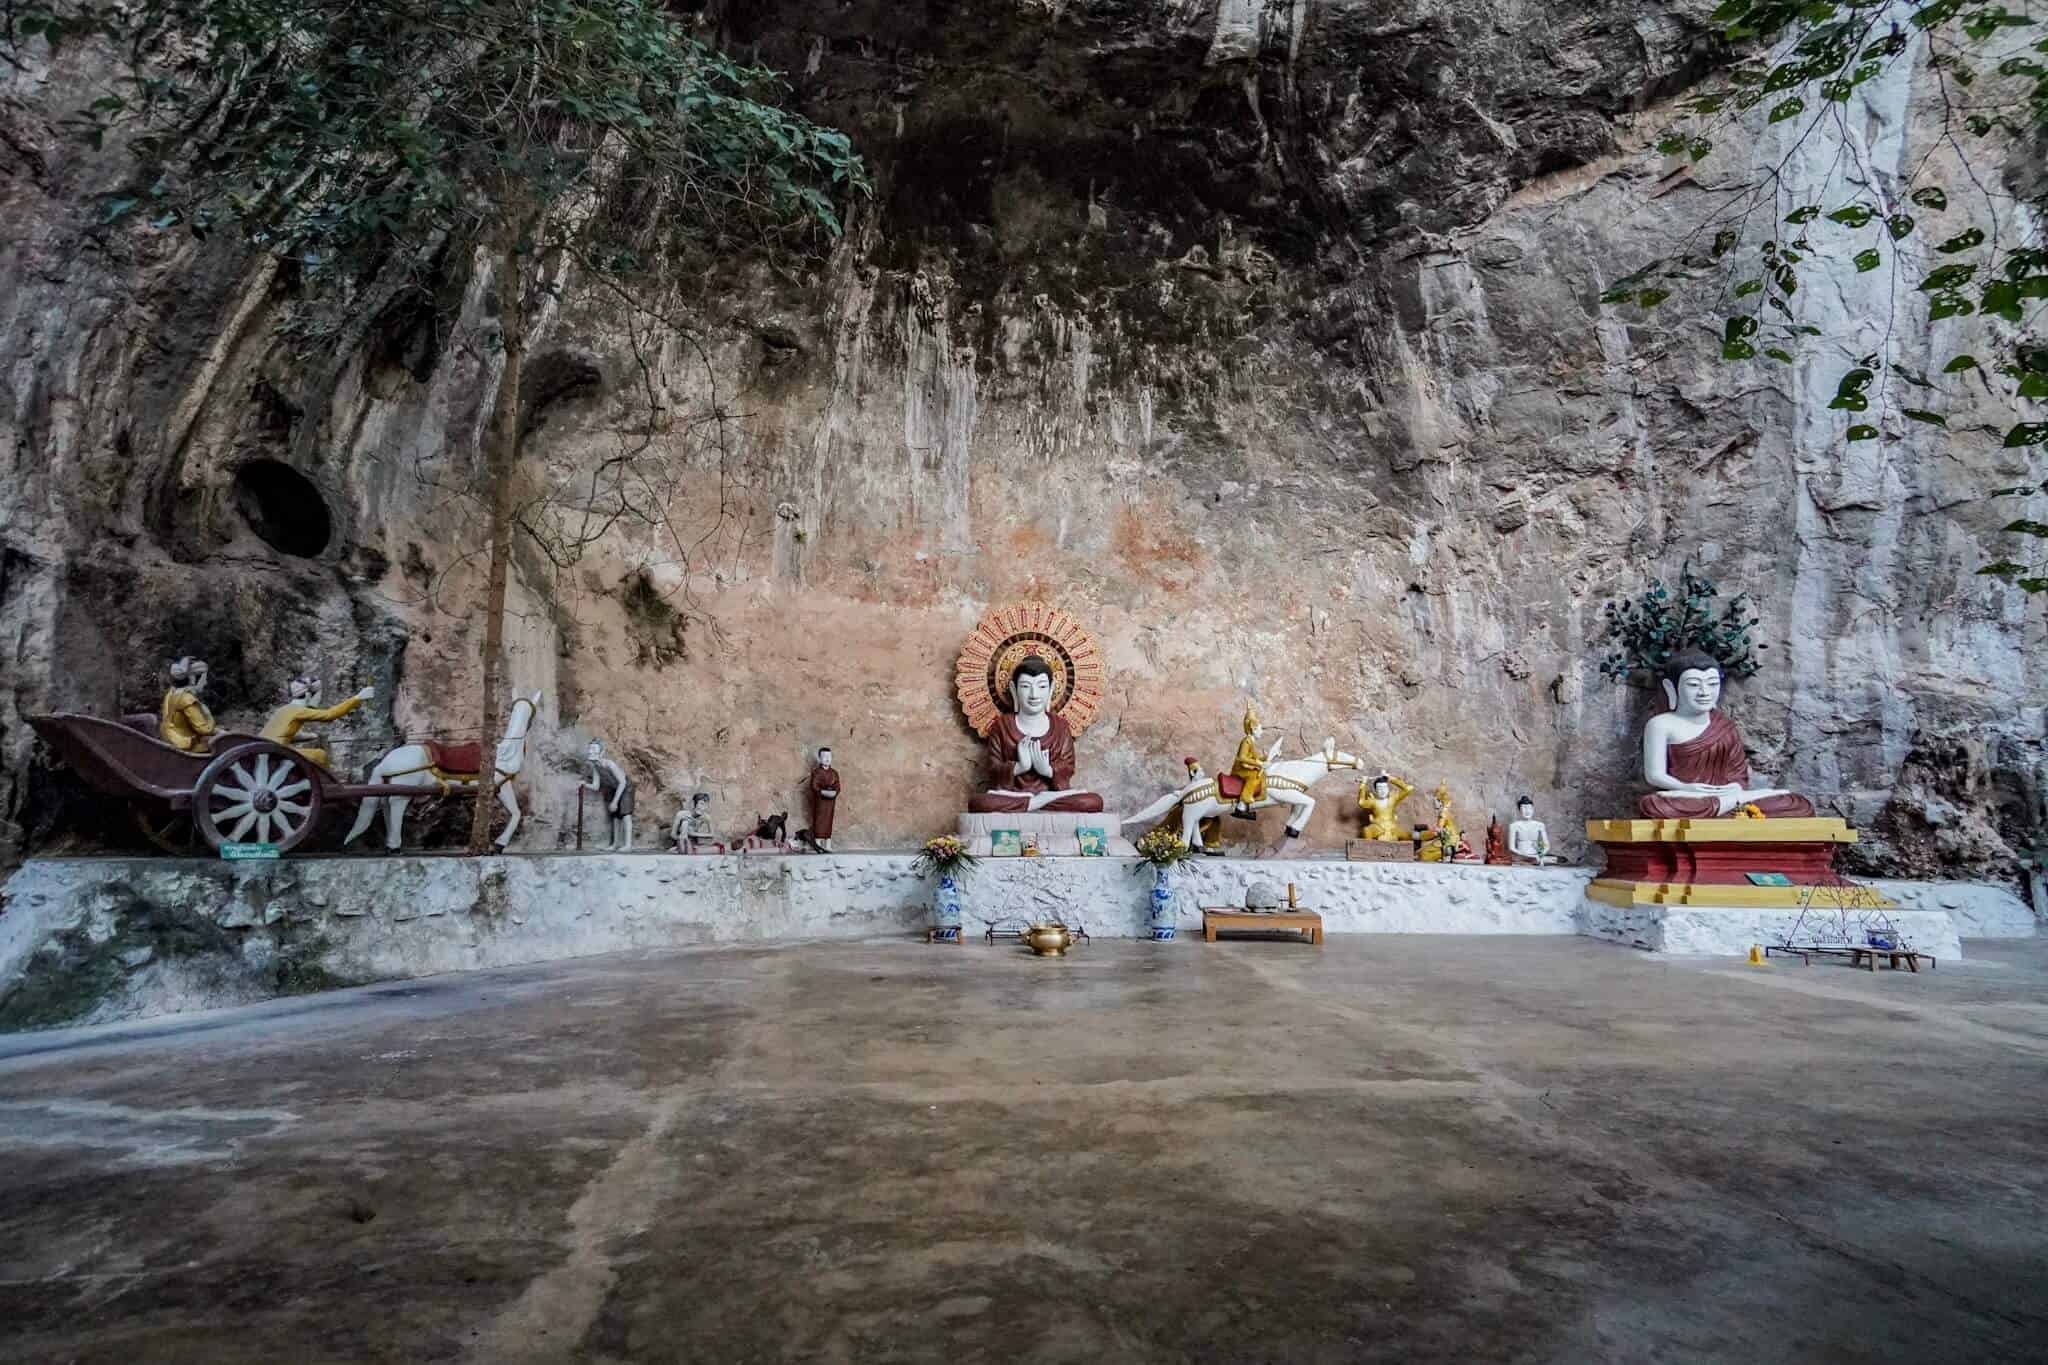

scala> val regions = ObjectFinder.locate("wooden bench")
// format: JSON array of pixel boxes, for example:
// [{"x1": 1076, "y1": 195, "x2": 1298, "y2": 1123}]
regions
[
  {"x1": 1767, "y1": 944, "x2": 1935, "y2": 972},
  {"x1": 1202, "y1": 909, "x2": 1323, "y2": 945},
  {"x1": 1849, "y1": 944, "x2": 1934, "y2": 973}
]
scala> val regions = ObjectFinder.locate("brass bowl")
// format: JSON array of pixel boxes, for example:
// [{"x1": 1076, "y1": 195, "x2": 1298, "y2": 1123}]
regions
[{"x1": 1020, "y1": 923, "x2": 1075, "y2": 957}]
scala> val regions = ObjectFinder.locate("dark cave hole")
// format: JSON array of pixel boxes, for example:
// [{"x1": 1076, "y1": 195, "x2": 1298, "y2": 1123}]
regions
[{"x1": 233, "y1": 460, "x2": 332, "y2": 558}]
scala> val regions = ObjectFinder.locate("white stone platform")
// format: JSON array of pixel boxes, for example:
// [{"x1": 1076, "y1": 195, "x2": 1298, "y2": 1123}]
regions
[
  {"x1": 1576, "y1": 898, "x2": 1966, "y2": 961},
  {"x1": 1, "y1": 854, "x2": 2030, "y2": 1027},
  {"x1": 955, "y1": 811, "x2": 1138, "y2": 857}
]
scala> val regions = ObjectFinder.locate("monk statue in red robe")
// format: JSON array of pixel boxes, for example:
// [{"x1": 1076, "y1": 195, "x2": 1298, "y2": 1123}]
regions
[
  {"x1": 1639, "y1": 650, "x2": 1814, "y2": 819},
  {"x1": 968, "y1": 655, "x2": 1104, "y2": 814}
]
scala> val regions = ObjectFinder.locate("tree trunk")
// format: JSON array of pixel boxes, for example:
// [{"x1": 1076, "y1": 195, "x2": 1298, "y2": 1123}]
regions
[{"x1": 468, "y1": 236, "x2": 527, "y2": 854}]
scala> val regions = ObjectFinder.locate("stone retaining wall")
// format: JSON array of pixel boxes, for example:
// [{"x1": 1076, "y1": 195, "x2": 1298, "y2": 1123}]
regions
[{"x1": 0, "y1": 854, "x2": 2032, "y2": 1029}]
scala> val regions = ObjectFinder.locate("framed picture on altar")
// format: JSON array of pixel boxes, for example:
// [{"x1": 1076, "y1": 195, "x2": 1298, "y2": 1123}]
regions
[
  {"x1": 1745, "y1": 872, "x2": 1794, "y2": 887},
  {"x1": 990, "y1": 829, "x2": 1024, "y2": 857},
  {"x1": 1076, "y1": 827, "x2": 1107, "y2": 857}
]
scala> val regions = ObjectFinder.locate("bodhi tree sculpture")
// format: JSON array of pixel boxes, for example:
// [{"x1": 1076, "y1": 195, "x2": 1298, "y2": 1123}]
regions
[
  {"x1": 7, "y1": 0, "x2": 869, "y2": 852},
  {"x1": 1598, "y1": 565, "x2": 1765, "y2": 686}
]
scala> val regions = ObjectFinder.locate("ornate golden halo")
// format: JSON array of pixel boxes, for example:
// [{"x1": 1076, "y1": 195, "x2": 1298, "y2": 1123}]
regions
[{"x1": 954, "y1": 602, "x2": 1106, "y2": 737}]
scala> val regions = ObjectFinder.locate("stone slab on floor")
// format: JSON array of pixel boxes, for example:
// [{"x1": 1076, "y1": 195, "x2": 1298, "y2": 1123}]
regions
[
  {"x1": 4, "y1": 937, "x2": 2048, "y2": 1362},
  {"x1": 1577, "y1": 896, "x2": 1965, "y2": 960}
]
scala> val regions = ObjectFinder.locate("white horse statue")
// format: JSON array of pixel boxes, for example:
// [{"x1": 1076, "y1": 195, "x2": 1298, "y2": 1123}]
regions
[
  {"x1": 1122, "y1": 737, "x2": 1365, "y2": 854},
  {"x1": 344, "y1": 690, "x2": 543, "y2": 851}
]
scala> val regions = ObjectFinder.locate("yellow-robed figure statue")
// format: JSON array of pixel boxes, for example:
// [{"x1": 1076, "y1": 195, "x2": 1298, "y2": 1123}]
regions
[
  {"x1": 261, "y1": 676, "x2": 374, "y2": 769},
  {"x1": 1229, "y1": 704, "x2": 1278, "y2": 818}
]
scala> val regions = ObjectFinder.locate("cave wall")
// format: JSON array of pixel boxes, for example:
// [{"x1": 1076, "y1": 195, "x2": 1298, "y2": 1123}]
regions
[{"x1": 1, "y1": 0, "x2": 2041, "y2": 873}]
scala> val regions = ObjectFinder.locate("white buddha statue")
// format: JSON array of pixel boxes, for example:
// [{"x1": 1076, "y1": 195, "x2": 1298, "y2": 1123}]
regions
[
  {"x1": 1507, "y1": 796, "x2": 1555, "y2": 865},
  {"x1": 1639, "y1": 651, "x2": 1813, "y2": 819},
  {"x1": 968, "y1": 656, "x2": 1103, "y2": 814}
]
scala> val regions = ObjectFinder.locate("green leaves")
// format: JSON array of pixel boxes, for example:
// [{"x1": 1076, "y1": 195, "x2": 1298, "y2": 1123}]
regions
[
  {"x1": 2006, "y1": 423, "x2": 2048, "y2": 448},
  {"x1": 1964, "y1": 4, "x2": 2038, "y2": 38},
  {"x1": 1785, "y1": 205, "x2": 1821, "y2": 224},
  {"x1": 1722, "y1": 315, "x2": 1760, "y2": 359},
  {"x1": 1982, "y1": 277, "x2": 2048, "y2": 322},
  {"x1": 1919, "y1": 263, "x2": 1978, "y2": 291},
  {"x1": 1935, "y1": 227, "x2": 1986, "y2": 253},
  {"x1": 1886, "y1": 213, "x2": 1916, "y2": 241},
  {"x1": 1828, "y1": 368, "x2": 1876, "y2": 411},
  {"x1": 1944, "y1": 355, "x2": 1980, "y2": 372},
  {"x1": 1910, "y1": 186, "x2": 1949, "y2": 210},
  {"x1": 1853, "y1": 247, "x2": 1882, "y2": 272},
  {"x1": 1846, "y1": 423, "x2": 1880, "y2": 441},
  {"x1": 1912, "y1": 0, "x2": 1967, "y2": 29},
  {"x1": 1902, "y1": 408, "x2": 1949, "y2": 427},
  {"x1": 1769, "y1": 97, "x2": 1806, "y2": 122}
]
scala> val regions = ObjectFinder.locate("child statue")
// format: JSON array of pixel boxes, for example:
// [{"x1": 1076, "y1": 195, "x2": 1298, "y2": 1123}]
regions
[
  {"x1": 581, "y1": 739, "x2": 635, "y2": 851},
  {"x1": 1358, "y1": 772, "x2": 1413, "y2": 841},
  {"x1": 672, "y1": 792, "x2": 724, "y2": 854}
]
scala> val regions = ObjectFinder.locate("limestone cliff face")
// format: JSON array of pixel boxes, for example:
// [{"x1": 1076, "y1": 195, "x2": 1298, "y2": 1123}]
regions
[{"x1": 0, "y1": 0, "x2": 2041, "y2": 875}]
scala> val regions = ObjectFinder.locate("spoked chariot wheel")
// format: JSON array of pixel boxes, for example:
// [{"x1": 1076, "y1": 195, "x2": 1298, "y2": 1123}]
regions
[
  {"x1": 130, "y1": 801, "x2": 199, "y2": 856},
  {"x1": 194, "y1": 742, "x2": 325, "y2": 854}
]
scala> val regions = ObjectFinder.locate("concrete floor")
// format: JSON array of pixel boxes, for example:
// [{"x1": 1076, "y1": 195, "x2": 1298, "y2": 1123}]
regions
[{"x1": 2, "y1": 936, "x2": 2045, "y2": 1363}]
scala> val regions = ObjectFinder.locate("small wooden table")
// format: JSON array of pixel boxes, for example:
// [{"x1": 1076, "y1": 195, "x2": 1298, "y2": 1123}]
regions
[
  {"x1": 1768, "y1": 944, "x2": 1936, "y2": 972},
  {"x1": 1849, "y1": 945, "x2": 1934, "y2": 973},
  {"x1": 1202, "y1": 909, "x2": 1323, "y2": 945}
]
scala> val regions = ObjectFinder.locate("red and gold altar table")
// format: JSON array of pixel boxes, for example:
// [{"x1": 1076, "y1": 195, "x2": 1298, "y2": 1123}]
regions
[{"x1": 1585, "y1": 816, "x2": 1896, "y2": 909}]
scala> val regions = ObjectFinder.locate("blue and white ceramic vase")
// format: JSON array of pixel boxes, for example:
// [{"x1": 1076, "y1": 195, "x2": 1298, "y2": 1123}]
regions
[
  {"x1": 932, "y1": 872, "x2": 963, "y2": 942},
  {"x1": 1149, "y1": 865, "x2": 1177, "y2": 941}
]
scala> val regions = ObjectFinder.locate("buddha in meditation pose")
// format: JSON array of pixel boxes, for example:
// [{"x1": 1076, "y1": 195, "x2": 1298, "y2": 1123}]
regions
[
  {"x1": 968, "y1": 655, "x2": 1103, "y2": 814},
  {"x1": 1639, "y1": 650, "x2": 1814, "y2": 819}
]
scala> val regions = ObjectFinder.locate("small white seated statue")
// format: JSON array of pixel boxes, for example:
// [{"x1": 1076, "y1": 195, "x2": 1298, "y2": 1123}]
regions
[
  {"x1": 1507, "y1": 796, "x2": 1555, "y2": 865},
  {"x1": 1639, "y1": 650, "x2": 1813, "y2": 819},
  {"x1": 672, "y1": 792, "x2": 724, "y2": 853}
]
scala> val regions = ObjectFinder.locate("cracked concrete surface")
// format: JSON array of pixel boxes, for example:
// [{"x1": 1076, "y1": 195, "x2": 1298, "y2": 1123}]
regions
[{"x1": 2, "y1": 937, "x2": 2045, "y2": 1361}]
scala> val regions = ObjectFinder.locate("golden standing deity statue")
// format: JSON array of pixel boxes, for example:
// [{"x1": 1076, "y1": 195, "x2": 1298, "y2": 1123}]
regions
[
  {"x1": 1358, "y1": 771, "x2": 1413, "y2": 841},
  {"x1": 1431, "y1": 781, "x2": 1460, "y2": 845}
]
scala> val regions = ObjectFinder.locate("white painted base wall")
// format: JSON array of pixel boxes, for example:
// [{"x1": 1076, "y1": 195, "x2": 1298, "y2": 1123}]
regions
[
  {"x1": 1576, "y1": 899, "x2": 1966, "y2": 961},
  {"x1": 1, "y1": 853, "x2": 2029, "y2": 1026},
  {"x1": 1868, "y1": 879, "x2": 2037, "y2": 938}
]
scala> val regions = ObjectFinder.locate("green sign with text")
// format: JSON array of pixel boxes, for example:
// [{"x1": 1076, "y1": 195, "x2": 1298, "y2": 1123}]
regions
[{"x1": 220, "y1": 843, "x2": 280, "y2": 862}]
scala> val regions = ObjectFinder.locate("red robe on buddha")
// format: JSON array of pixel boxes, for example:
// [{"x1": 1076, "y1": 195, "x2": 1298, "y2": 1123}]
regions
[
  {"x1": 1639, "y1": 711, "x2": 1816, "y2": 819},
  {"x1": 969, "y1": 713, "x2": 1104, "y2": 814}
]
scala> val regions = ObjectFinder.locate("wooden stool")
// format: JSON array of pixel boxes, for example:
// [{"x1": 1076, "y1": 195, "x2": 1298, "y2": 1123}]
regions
[{"x1": 1202, "y1": 909, "x2": 1323, "y2": 945}]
